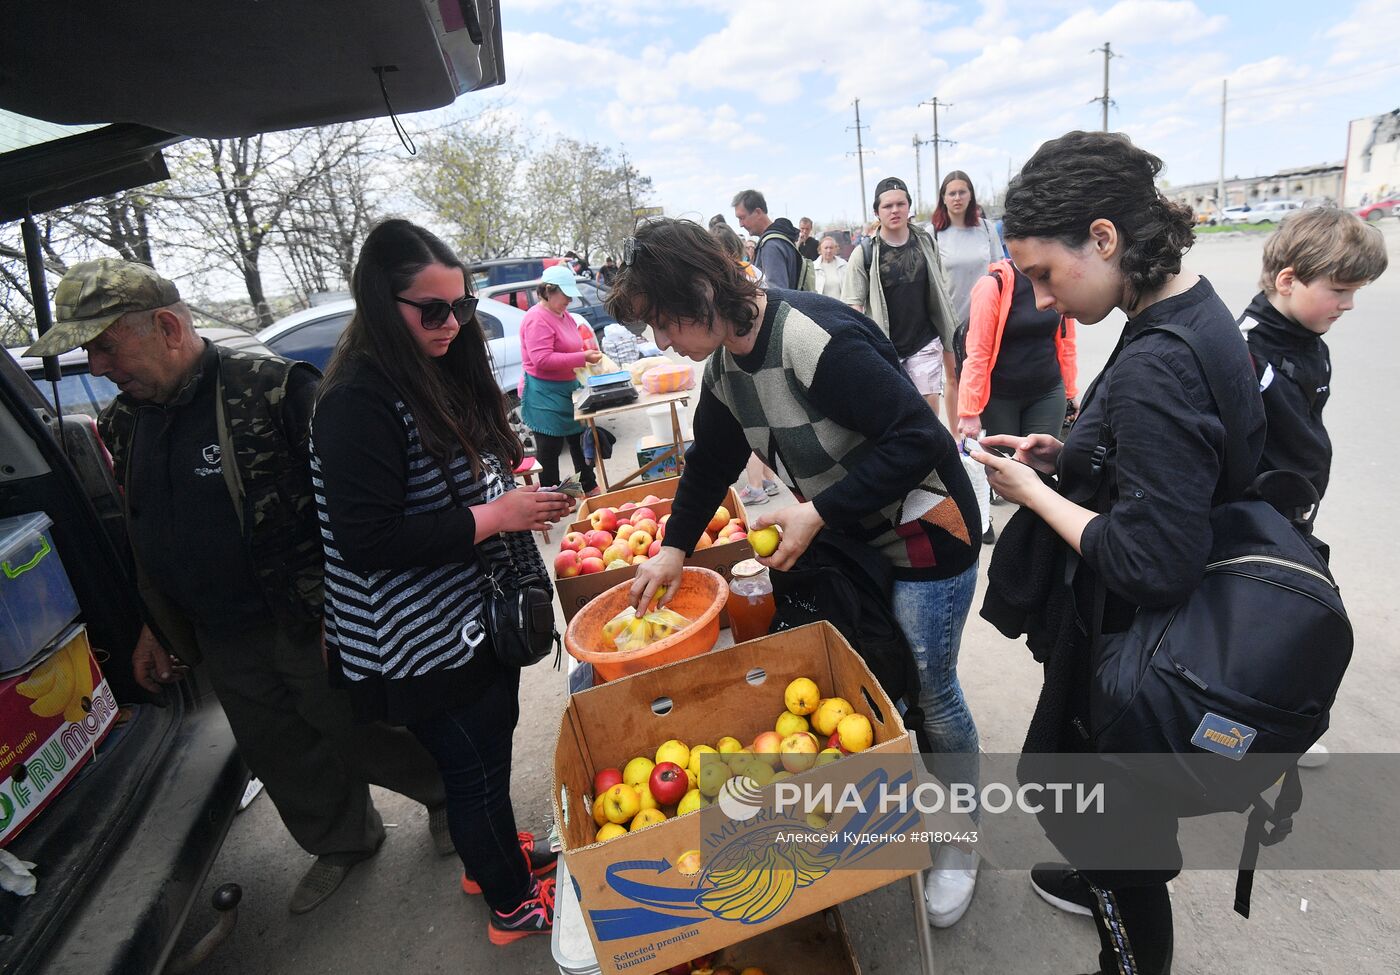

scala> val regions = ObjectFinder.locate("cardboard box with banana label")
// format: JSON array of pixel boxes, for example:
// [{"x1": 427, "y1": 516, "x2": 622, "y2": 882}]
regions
[{"x1": 0, "y1": 626, "x2": 118, "y2": 845}]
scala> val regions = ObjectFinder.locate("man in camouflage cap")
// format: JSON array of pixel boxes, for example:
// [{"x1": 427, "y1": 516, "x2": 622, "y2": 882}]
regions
[{"x1": 30, "y1": 259, "x2": 450, "y2": 913}]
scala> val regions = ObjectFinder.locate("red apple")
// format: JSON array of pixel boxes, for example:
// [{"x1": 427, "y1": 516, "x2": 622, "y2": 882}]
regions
[
  {"x1": 579, "y1": 557, "x2": 606, "y2": 574},
  {"x1": 594, "y1": 767, "x2": 624, "y2": 794},
  {"x1": 642, "y1": 495, "x2": 662, "y2": 505},
  {"x1": 584, "y1": 529, "x2": 613, "y2": 550},
  {"x1": 560, "y1": 532, "x2": 586, "y2": 552},
  {"x1": 706, "y1": 506, "x2": 730, "y2": 535},
  {"x1": 577, "y1": 546, "x2": 604, "y2": 562},
  {"x1": 828, "y1": 730, "x2": 850, "y2": 754},
  {"x1": 619, "y1": 501, "x2": 637, "y2": 512},
  {"x1": 632, "y1": 517, "x2": 658, "y2": 537},
  {"x1": 648, "y1": 762, "x2": 689, "y2": 806},
  {"x1": 693, "y1": 532, "x2": 712, "y2": 551},
  {"x1": 554, "y1": 551, "x2": 581, "y2": 578},
  {"x1": 729, "y1": 530, "x2": 747, "y2": 542},
  {"x1": 648, "y1": 539, "x2": 662, "y2": 557},
  {"x1": 633, "y1": 507, "x2": 657, "y2": 524},
  {"x1": 589, "y1": 508, "x2": 618, "y2": 532}
]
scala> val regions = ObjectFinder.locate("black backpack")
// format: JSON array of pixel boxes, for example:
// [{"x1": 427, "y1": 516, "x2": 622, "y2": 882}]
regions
[
  {"x1": 767, "y1": 530, "x2": 927, "y2": 747},
  {"x1": 759, "y1": 230, "x2": 817, "y2": 291},
  {"x1": 1078, "y1": 322, "x2": 1353, "y2": 917}
]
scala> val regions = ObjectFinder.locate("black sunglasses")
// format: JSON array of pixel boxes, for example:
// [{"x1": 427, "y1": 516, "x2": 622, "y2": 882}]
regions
[{"x1": 395, "y1": 294, "x2": 479, "y2": 330}]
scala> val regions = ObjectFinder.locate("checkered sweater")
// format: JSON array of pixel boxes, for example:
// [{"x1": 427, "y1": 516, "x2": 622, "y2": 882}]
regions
[{"x1": 667, "y1": 289, "x2": 979, "y2": 580}]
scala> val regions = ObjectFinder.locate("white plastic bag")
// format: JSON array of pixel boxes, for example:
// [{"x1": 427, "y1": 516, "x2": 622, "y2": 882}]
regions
[{"x1": 961, "y1": 453, "x2": 992, "y2": 533}]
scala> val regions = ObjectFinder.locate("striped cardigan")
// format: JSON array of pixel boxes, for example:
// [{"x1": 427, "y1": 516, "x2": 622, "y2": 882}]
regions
[{"x1": 311, "y1": 395, "x2": 546, "y2": 685}]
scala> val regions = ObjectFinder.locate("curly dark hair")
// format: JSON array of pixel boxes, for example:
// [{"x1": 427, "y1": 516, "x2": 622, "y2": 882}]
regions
[
  {"x1": 605, "y1": 219, "x2": 762, "y2": 337},
  {"x1": 1002, "y1": 131, "x2": 1195, "y2": 308}
]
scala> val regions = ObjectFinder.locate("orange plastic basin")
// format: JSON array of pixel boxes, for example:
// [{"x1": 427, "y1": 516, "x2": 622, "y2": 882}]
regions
[{"x1": 565, "y1": 566, "x2": 727, "y2": 682}]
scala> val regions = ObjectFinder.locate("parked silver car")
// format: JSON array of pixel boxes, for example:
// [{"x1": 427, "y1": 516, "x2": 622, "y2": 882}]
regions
[{"x1": 1247, "y1": 200, "x2": 1304, "y2": 224}]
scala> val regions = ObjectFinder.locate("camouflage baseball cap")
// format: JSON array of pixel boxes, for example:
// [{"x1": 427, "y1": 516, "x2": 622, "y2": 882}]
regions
[{"x1": 25, "y1": 258, "x2": 182, "y2": 357}]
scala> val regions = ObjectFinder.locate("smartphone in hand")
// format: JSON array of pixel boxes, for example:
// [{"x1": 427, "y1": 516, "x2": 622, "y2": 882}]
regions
[{"x1": 962, "y1": 437, "x2": 1013, "y2": 459}]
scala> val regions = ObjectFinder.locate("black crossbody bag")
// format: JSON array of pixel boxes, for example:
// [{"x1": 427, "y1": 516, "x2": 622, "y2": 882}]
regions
[{"x1": 474, "y1": 546, "x2": 560, "y2": 669}]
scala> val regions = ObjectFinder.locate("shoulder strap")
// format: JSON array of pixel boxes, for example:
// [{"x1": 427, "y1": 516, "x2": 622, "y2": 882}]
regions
[
  {"x1": 862, "y1": 238, "x2": 874, "y2": 272},
  {"x1": 1234, "y1": 764, "x2": 1303, "y2": 918},
  {"x1": 1145, "y1": 323, "x2": 1254, "y2": 499}
]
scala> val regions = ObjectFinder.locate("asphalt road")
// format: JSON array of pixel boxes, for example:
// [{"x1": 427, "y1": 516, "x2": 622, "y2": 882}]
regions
[{"x1": 173, "y1": 222, "x2": 1400, "y2": 975}]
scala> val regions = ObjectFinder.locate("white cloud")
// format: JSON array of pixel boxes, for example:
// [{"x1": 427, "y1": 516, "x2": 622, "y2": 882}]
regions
[{"x1": 1326, "y1": 0, "x2": 1400, "y2": 65}]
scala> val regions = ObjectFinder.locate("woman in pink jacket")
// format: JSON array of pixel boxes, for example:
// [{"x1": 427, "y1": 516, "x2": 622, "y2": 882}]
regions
[
  {"x1": 519, "y1": 265, "x2": 603, "y2": 493},
  {"x1": 956, "y1": 259, "x2": 1078, "y2": 442}
]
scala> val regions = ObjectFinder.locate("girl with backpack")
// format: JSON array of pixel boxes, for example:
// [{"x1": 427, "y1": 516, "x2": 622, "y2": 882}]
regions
[{"x1": 971, "y1": 132, "x2": 1266, "y2": 974}]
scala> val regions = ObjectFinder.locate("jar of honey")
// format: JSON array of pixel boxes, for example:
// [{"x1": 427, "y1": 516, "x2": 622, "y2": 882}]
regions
[{"x1": 727, "y1": 559, "x2": 775, "y2": 643}]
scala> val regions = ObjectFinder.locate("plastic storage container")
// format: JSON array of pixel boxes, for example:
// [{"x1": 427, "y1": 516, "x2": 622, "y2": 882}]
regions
[{"x1": 0, "y1": 512, "x2": 81, "y2": 672}]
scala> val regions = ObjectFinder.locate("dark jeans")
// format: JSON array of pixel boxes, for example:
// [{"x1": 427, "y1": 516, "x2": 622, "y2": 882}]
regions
[
  {"x1": 406, "y1": 670, "x2": 530, "y2": 913},
  {"x1": 534, "y1": 432, "x2": 598, "y2": 492},
  {"x1": 1084, "y1": 876, "x2": 1175, "y2": 974},
  {"x1": 982, "y1": 382, "x2": 1067, "y2": 440}
]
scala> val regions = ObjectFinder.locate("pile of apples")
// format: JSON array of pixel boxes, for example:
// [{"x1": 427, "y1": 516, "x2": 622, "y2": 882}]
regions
[
  {"x1": 554, "y1": 496, "x2": 751, "y2": 578},
  {"x1": 589, "y1": 678, "x2": 874, "y2": 843},
  {"x1": 658, "y1": 957, "x2": 768, "y2": 975}
]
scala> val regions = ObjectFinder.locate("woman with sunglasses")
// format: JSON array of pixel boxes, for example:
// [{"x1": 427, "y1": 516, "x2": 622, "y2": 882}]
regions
[
  {"x1": 520, "y1": 264, "x2": 604, "y2": 495},
  {"x1": 311, "y1": 220, "x2": 572, "y2": 945}
]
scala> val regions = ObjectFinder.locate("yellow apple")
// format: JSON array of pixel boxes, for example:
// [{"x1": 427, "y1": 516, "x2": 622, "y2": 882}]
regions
[
  {"x1": 715, "y1": 736, "x2": 743, "y2": 755},
  {"x1": 677, "y1": 788, "x2": 707, "y2": 816},
  {"x1": 836, "y1": 712, "x2": 874, "y2": 753},
  {"x1": 604, "y1": 782, "x2": 642, "y2": 824},
  {"x1": 746, "y1": 761, "x2": 777, "y2": 786},
  {"x1": 630, "y1": 808, "x2": 667, "y2": 831},
  {"x1": 780, "y1": 731, "x2": 820, "y2": 772},
  {"x1": 636, "y1": 783, "x2": 660, "y2": 811},
  {"x1": 656, "y1": 739, "x2": 691, "y2": 770},
  {"x1": 685, "y1": 768, "x2": 698, "y2": 790},
  {"x1": 775, "y1": 710, "x2": 809, "y2": 737},
  {"x1": 697, "y1": 760, "x2": 732, "y2": 798},
  {"x1": 817, "y1": 747, "x2": 843, "y2": 766},
  {"x1": 812, "y1": 697, "x2": 854, "y2": 737},
  {"x1": 771, "y1": 770, "x2": 794, "y2": 782},
  {"x1": 687, "y1": 744, "x2": 718, "y2": 778},
  {"x1": 749, "y1": 525, "x2": 780, "y2": 558},
  {"x1": 592, "y1": 793, "x2": 611, "y2": 826},
  {"x1": 784, "y1": 677, "x2": 821, "y2": 716},
  {"x1": 623, "y1": 756, "x2": 655, "y2": 788},
  {"x1": 596, "y1": 822, "x2": 628, "y2": 842},
  {"x1": 722, "y1": 746, "x2": 754, "y2": 770}
]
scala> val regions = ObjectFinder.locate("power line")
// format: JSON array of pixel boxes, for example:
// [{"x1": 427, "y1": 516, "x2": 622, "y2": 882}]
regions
[
  {"x1": 1090, "y1": 42, "x2": 1121, "y2": 130},
  {"x1": 1225, "y1": 60, "x2": 1400, "y2": 103},
  {"x1": 848, "y1": 98, "x2": 871, "y2": 217},
  {"x1": 918, "y1": 96, "x2": 956, "y2": 192}
]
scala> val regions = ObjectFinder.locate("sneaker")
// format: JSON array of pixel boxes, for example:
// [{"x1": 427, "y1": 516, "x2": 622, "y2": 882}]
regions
[
  {"x1": 1298, "y1": 741, "x2": 1330, "y2": 768},
  {"x1": 982, "y1": 523, "x2": 997, "y2": 545},
  {"x1": 1030, "y1": 862, "x2": 1095, "y2": 917},
  {"x1": 761, "y1": 478, "x2": 782, "y2": 496},
  {"x1": 923, "y1": 846, "x2": 978, "y2": 928},
  {"x1": 736, "y1": 485, "x2": 769, "y2": 506},
  {"x1": 462, "y1": 831, "x2": 558, "y2": 895},
  {"x1": 488, "y1": 876, "x2": 556, "y2": 945},
  {"x1": 428, "y1": 805, "x2": 454, "y2": 857}
]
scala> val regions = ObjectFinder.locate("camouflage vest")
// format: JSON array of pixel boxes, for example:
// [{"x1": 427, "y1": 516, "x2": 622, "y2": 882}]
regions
[{"x1": 100, "y1": 347, "x2": 324, "y2": 626}]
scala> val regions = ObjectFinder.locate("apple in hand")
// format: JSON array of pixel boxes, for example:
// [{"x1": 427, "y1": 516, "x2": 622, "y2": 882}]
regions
[
  {"x1": 554, "y1": 551, "x2": 581, "y2": 578},
  {"x1": 594, "y1": 767, "x2": 624, "y2": 794},
  {"x1": 589, "y1": 508, "x2": 618, "y2": 532},
  {"x1": 649, "y1": 762, "x2": 689, "y2": 806},
  {"x1": 560, "y1": 532, "x2": 586, "y2": 552}
]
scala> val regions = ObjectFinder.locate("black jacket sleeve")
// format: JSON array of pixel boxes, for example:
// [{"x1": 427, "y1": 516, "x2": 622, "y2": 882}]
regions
[
  {"x1": 805, "y1": 327, "x2": 949, "y2": 526},
  {"x1": 1079, "y1": 348, "x2": 1226, "y2": 608},
  {"x1": 664, "y1": 384, "x2": 754, "y2": 553},
  {"x1": 312, "y1": 381, "x2": 479, "y2": 574}
]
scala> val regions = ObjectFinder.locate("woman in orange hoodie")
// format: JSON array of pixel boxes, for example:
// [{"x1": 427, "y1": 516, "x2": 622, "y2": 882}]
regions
[{"x1": 956, "y1": 259, "x2": 1078, "y2": 442}]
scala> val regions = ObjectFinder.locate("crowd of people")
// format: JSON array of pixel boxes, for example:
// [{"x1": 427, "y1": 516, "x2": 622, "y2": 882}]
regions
[{"x1": 23, "y1": 127, "x2": 1389, "y2": 972}]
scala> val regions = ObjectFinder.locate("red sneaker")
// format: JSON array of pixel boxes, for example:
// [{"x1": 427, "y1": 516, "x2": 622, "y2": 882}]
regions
[
  {"x1": 487, "y1": 876, "x2": 556, "y2": 945},
  {"x1": 461, "y1": 831, "x2": 558, "y2": 895}
]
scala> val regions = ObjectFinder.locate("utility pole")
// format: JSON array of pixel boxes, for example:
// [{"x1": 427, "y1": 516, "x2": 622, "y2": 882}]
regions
[
  {"x1": 620, "y1": 145, "x2": 636, "y2": 225},
  {"x1": 1090, "y1": 42, "x2": 1119, "y2": 130},
  {"x1": 919, "y1": 96, "x2": 956, "y2": 192},
  {"x1": 1217, "y1": 80, "x2": 1228, "y2": 212},
  {"x1": 912, "y1": 135, "x2": 926, "y2": 213},
  {"x1": 848, "y1": 98, "x2": 870, "y2": 216}
]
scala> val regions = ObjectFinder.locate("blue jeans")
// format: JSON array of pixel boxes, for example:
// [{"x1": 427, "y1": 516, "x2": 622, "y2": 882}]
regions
[
  {"x1": 406, "y1": 670, "x2": 530, "y2": 913},
  {"x1": 893, "y1": 563, "x2": 980, "y2": 815}
]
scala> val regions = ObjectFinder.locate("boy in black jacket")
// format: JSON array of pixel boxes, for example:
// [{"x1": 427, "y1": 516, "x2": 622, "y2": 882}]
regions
[{"x1": 1239, "y1": 207, "x2": 1388, "y2": 500}]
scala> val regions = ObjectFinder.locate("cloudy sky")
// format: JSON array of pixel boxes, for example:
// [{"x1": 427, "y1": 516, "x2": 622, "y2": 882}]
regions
[{"x1": 482, "y1": 0, "x2": 1399, "y2": 228}]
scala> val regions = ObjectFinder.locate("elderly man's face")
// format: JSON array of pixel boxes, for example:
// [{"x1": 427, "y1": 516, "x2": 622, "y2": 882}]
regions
[
  {"x1": 84, "y1": 311, "x2": 190, "y2": 404},
  {"x1": 798, "y1": 219, "x2": 813, "y2": 240}
]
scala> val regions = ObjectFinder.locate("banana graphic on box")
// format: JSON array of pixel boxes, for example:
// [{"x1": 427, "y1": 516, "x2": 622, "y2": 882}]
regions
[
  {"x1": 14, "y1": 638, "x2": 94, "y2": 723},
  {"x1": 697, "y1": 842, "x2": 837, "y2": 924}
]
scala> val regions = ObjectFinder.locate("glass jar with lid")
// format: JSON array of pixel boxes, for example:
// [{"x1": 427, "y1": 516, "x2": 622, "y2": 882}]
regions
[{"x1": 726, "y1": 558, "x2": 775, "y2": 643}]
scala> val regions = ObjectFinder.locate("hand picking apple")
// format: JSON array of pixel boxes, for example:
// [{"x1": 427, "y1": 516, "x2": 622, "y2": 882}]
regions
[
  {"x1": 749, "y1": 501, "x2": 824, "y2": 571},
  {"x1": 630, "y1": 544, "x2": 684, "y2": 614}
]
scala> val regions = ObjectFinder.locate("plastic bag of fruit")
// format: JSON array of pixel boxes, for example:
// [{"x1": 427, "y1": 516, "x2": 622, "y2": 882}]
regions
[{"x1": 601, "y1": 605, "x2": 692, "y2": 652}]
